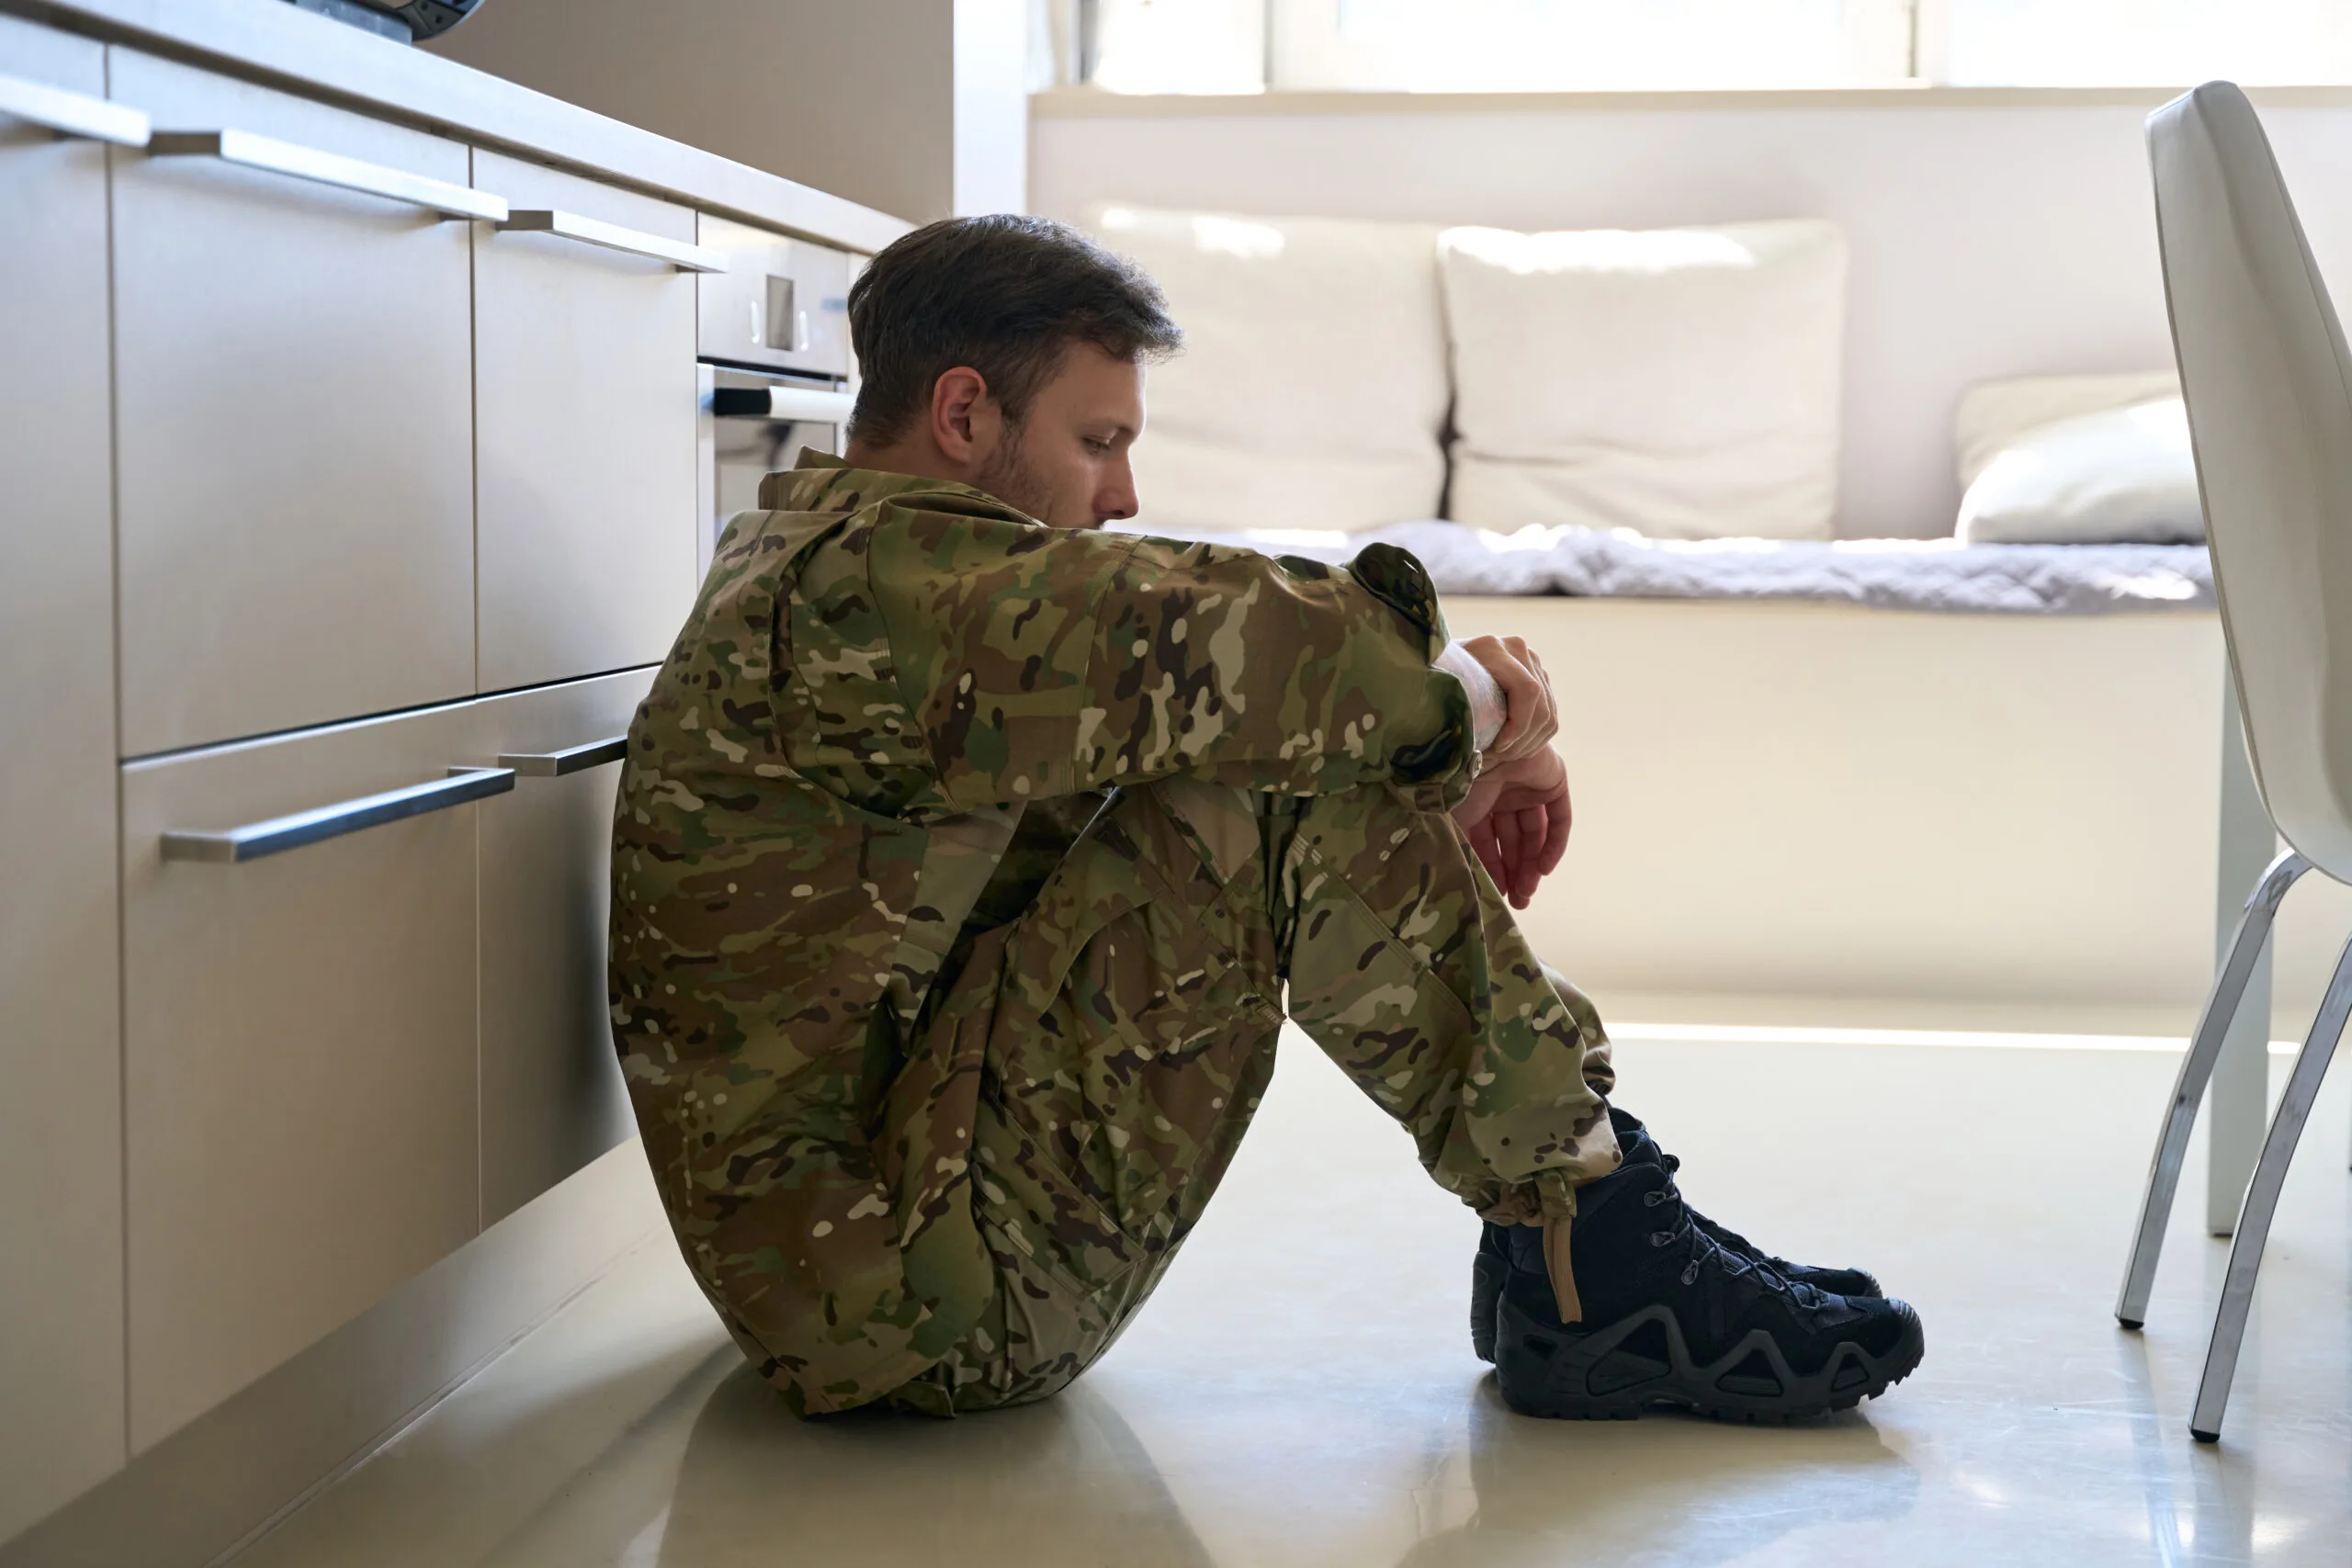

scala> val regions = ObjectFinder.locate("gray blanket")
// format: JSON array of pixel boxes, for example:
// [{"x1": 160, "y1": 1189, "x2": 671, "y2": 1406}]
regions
[{"x1": 1109, "y1": 520, "x2": 2214, "y2": 614}]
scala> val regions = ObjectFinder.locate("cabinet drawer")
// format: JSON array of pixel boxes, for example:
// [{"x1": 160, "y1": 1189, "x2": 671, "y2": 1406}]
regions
[
  {"x1": 0, "y1": 16, "x2": 128, "y2": 1537},
  {"x1": 469, "y1": 669, "x2": 654, "y2": 1224},
  {"x1": 697, "y1": 213, "x2": 854, "y2": 380},
  {"x1": 110, "y1": 49, "x2": 475, "y2": 757},
  {"x1": 474, "y1": 151, "x2": 698, "y2": 694},
  {"x1": 121, "y1": 702, "x2": 484, "y2": 1450}
]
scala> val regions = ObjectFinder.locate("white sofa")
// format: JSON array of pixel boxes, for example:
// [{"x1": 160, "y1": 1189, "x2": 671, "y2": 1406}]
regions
[{"x1": 1086, "y1": 203, "x2": 2335, "y2": 1034}]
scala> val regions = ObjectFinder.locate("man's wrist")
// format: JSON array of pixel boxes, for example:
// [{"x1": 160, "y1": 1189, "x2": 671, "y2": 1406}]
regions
[{"x1": 1435, "y1": 641, "x2": 1508, "y2": 754}]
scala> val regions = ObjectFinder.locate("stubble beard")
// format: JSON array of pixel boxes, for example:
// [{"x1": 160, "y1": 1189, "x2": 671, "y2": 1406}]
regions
[{"x1": 974, "y1": 429, "x2": 1063, "y2": 527}]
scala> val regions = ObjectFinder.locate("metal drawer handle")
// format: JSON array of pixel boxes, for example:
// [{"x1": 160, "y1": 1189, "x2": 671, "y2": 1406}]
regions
[
  {"x1": 146, "y1": 129, "x2": 509, "y2": 221},
  {"x1": 498, "y1": 209, "x2": 728, "y2": 273},
  {"x1": 0, "y1": 72, "x2": 150, "y2": 146},
  {"x1": 710, "y1": 385, "x2": 855, "y2": 423},
  {"x1": 160, "y1": 766, "x2": 514, "y2": 864},
  {"x1": 497, "y1": 736, "x2": 628, "y2": 777}
]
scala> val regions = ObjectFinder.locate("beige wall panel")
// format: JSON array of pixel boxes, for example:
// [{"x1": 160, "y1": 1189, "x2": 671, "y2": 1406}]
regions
[
  {"x1": 426, "y1": 0, "x2": 956, "y2": 221},
  {"x1": 110, "y1": 50, "x2": 474, "y2": 755},
  {"x1": 0, "y1": 16, "x2": 129, "y2": 1541},
  {"x1": 1444, "y1": 597, "x2": 2228, "y2": 1016},
  {"x1": 469, "y1": 669, "x2": 656, "y2": 1225},
  {"x1": 121, "y1": 703, "x2": 483, "y2": 1450},
  {"x1": 471, "y1": 151, "x2": 698, "y2": 694}
]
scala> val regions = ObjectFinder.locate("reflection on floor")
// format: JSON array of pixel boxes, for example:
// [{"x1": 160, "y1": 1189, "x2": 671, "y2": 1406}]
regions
[{"x1": 233, "y1": 1027, "x2": 2350, "y2": 1568}]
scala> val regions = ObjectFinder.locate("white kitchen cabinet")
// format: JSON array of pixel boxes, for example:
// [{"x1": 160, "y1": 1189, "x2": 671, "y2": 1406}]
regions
[
  {"x1": 470, "y1": 668, "x2": 654, "y2": 1225},
  {"x1": 109, "y1": 49, "x2": 477, "y2": 757},
  {"x1": 120, "y1": 701, "x2": 487, "y2": 1450},
  {"x1": 0, "y1": 2, "x2": 902, "y2": 1554},
  {"x1": 0, "y1": 16, "x2": 130, "y2": 1540},
  {"x1": 472, "y1": 150, "x2": 699, "y2": 694}
]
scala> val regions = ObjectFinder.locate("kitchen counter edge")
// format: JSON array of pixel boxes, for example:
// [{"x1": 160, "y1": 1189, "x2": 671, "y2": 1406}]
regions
[{"x1": 8, "y1": 0, "x2": 914, "y2": 254}]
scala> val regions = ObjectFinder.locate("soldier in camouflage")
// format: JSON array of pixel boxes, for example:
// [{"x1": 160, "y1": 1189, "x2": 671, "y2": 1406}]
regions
[{"x1": 611, "y1": 216, "x2": 1922, "y2": 1424}]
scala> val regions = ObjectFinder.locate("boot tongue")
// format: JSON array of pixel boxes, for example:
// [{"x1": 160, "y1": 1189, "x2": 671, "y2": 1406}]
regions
[{"x1": 1606, "y1": 1107, "x2": 1666, "y2": 1171}]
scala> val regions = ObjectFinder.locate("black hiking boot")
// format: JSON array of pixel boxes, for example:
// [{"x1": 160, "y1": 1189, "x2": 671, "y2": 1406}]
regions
[
  {"x1": 1487, "y1": 1160, "x2": 1924, "y2": 1422},
  {"x1": 1469, "y1": 1110, "x2": 1883, "y2": 1365}
]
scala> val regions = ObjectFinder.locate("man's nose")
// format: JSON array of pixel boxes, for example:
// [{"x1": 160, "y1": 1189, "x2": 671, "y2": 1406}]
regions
[{"x1": 1097, "y1": 456, "x2": 1139, "y2": 525}]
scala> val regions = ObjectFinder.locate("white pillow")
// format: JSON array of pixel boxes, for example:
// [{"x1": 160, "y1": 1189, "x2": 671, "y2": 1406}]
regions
[
  {"x1": 1086, "y1": 203, "x2": 1448, "y2": 534},
  {"x1": 1953, "y1": 371, "x2": 2182, "y2": 487},
  {"x1": 1956, "y1": 395, "x2": 2204, "y2": 546},
  {"x1": 1440, "y1": 220, "x2": 1848, "y2": 539}
]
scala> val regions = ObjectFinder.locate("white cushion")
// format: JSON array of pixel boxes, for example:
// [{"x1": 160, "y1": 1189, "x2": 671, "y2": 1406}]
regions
[
  {"x1": 1439, "y1": 220, "x2": 1848, "y2": 539},
  {"x1": 1086, "y1": 203, "x2": 1449, "y2": 534},
  {"x1": 1952, "y1": 371, "x2": 2182, "y2": 487},
  {"x1": 1955, "y1": 392, "x2": 2203, "y2": 546}
]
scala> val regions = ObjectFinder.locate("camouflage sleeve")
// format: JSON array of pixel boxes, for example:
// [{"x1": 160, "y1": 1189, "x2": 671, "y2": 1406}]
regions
[{"x1": 868, "y1": 505, "x2": 1477, "y2": 813}]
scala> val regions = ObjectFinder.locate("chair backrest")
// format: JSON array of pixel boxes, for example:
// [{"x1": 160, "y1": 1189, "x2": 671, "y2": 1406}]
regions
[{"x1": 2149, "y1": 82, "x2": 2352, "y2": 883}]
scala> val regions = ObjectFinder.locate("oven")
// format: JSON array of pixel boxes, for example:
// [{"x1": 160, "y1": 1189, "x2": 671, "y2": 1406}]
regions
[
  {"x1": 695, "y1": 215, "x2": 858, "y2": 570},
  {"x1": 697, "y1": 365, "x2": 854, "y2": 564}
]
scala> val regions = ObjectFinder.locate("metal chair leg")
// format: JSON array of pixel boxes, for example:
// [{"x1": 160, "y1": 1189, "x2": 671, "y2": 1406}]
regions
[
  {"x1": 2116, "y1": 850, "x2": 2310, "y2": 1327},
  {"x1": 2188, "y1": 921, "x2": 2352, "y2": 1441}
]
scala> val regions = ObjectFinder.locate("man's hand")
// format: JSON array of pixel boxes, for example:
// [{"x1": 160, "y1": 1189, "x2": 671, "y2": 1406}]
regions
[
  {"x1": 1453, "y1": 747, "x2": 1571, "y2": 909},
  {"x1": 1458, "y1": 635, "x2": 1557, "y2": 762}
]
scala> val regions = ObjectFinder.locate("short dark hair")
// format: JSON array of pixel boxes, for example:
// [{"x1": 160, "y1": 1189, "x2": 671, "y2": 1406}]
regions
[{"x1": 846, "y1": 215, "x2": 1182, "y2": 446}]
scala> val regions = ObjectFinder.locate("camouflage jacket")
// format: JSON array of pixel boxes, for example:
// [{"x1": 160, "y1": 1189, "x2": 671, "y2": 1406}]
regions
[{"x1": 609, "y1": 452, "x2": 1476, "y2": 1409}]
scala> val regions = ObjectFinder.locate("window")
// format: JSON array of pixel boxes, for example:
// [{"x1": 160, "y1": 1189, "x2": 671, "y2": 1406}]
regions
[
  {"x1": 1275, "y1": 0, "x2": 1912, "y2": 91},
  {"x1": 1069, "y1": 0, "x2": 2352, "y2": 93},
  {"x1": 1941, "y1": 0, "x2": 2352, "y2": 86},
  {"x1": 1083, "y1": 0, "x2": 1270, "y2": 95}
]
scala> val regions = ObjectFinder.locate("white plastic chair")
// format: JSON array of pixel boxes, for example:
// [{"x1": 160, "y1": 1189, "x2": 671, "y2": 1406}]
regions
[{"x1": 2115, "y1": 80, "x2": 2352, "y2": 1442}]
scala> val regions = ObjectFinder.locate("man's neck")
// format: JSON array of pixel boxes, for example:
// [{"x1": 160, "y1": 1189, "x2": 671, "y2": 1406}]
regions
[{"x1": 842, "y1": 438, "x2": 969, "y2": 487}]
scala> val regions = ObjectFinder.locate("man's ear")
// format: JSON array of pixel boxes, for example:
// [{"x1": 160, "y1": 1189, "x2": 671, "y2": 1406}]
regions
[{"x1": 929, "y1": 367, "x2": 1001, "y2": 468}]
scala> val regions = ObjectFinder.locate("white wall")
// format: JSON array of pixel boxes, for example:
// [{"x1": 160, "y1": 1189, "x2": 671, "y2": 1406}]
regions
[
  {"x1": 1033, "y1": 92, "x2": 2352, "y2": 538},
  {"x1": 953, "y1": 0, "x2": 1033, "y2": 217}
]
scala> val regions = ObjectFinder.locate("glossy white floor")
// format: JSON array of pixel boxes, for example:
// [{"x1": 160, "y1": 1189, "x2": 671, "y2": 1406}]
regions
[{"x1": 233, "y1": 1026, "x2": 2350, "y2": 1568}]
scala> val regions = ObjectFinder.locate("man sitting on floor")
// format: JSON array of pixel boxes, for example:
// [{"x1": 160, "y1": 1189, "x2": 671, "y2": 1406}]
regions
[{"x1": 607, "y1": 214, "x2": 1923, "y2": 1422}]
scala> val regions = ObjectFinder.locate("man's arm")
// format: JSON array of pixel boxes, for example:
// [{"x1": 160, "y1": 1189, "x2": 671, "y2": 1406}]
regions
[{"x1": 871, "y1": 513, "x2": 1481, "y2": 812}]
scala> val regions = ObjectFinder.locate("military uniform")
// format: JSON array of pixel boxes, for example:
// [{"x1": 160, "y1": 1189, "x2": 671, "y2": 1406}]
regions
[{"x1": 609, "y1": 454, "x2": 1622, "y2": 1416}]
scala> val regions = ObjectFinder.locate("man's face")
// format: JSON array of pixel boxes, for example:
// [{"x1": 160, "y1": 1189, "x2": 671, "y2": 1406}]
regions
[{"x1": 978, "y1": 344, "x2": 1146, "y2": 530}]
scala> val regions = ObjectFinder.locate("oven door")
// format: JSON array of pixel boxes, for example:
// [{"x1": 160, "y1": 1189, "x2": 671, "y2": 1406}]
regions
[{"x1": 699, "y1": 365, "x2": 854, "y2": 570}]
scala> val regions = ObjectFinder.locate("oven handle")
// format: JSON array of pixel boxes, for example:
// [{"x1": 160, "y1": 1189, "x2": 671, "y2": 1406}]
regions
[{"x1": 709, "y1": 385, "x2": 854, "y2": 423}]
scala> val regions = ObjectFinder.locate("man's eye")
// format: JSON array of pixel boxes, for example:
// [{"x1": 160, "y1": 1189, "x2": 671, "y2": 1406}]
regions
[{"x1": 1083, "y1": 437, "x2": 1112, "y2": 453}]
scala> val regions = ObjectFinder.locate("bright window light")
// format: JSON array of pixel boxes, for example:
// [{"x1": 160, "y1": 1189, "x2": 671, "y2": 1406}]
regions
[
  {"x1": 1278, "y1": 0, "x2": 1912, "y2": 92},
  {"x1": 1944, "y1": 0, "x2": 2352, "y2": 86},
  {"x1": 1090, "y1": 0, "x2": 1269, "y2": 95},
  {"x1": 1070, "y1": 0, "x2": 2352, "y2": 94}
]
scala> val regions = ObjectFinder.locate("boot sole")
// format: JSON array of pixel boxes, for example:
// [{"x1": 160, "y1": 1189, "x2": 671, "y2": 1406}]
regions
[{"x1": 1493, "y1": 1295, "x2": 1926, "y2": 1424}]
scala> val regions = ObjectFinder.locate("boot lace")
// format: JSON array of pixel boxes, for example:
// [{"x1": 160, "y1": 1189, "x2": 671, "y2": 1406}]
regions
[
  {"x1": 1657, "y1": 1152, "x2": 1774, "y2": 1273},
  {"x1": 1640, "y1": 1175, "x2": 1819, "y2": 1303}
]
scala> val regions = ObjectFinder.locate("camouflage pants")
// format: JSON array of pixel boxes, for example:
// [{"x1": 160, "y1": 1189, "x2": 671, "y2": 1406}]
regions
[{"x1": 879, "y1": 775, "x2": 1622, "y2": 1416}]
